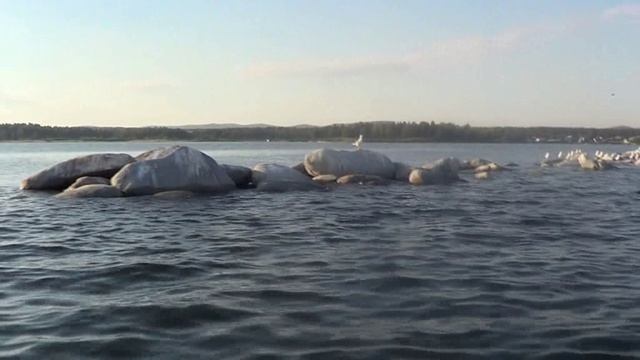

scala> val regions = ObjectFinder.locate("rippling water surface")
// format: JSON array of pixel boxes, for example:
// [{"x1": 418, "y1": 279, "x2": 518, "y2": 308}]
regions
[{"x1": 1, "y1": 142, "x2": 640, "y2": 359}]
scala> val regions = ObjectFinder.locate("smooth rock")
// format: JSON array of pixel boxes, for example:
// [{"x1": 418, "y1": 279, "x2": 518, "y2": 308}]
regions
[
  {"x1": 222, "y1": 164, "x2": 253, "y2": 188},
  {"x1": 393, "y1": 162, "x2": 414, "y2": 182},
  {"x1": 292, "y1": 162, "x2": 312, "y2": 177},
  {"x1": 409, "y1": 158, "x2": 461, "y2": 185},
  {"x1": 153, "y1": 190, "x2": 195, "y2": 199},
  {"x1": 21, "y1": 153, "x2": 134, "y2": 190},
  {"x1": 111, "y1": 145, "x2": 235, "y2": 196},
  {"x1": 252, "y1": 163, "x2": 322, "y2": 192},
  {"x1": 312, "y1": 174, "x2": 337, "y2": 184},
  {"x1": 66, "y1": 176, "x2": 110, "y2": 190},
  {"x1": 56, "y1": 184, "x2": 123, "y2": 198},
  {"x1": 304, "y1": 149, "x2": 395, "y2": 179},
  {"x1": 336, "y1": 174, "x2": 390, "y2": 186}
]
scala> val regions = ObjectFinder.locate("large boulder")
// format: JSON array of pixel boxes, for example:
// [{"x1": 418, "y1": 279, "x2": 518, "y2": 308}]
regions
[
  {"x1": 252, "y1": 163, "x2": 322, "y2": 192},
  {"x1": 336, "y1": 174, "x2": 390, "y2": 186},
  {"x1": 66, "y1": 176, "x2": 110, "y2": 190},
  {"x1": 20, "y1": 153, "x2": 134, "y2": 190},
  {"x1": 304, "y1": 149, "x2": 395, "y2": 179},
  {"x1": 221, "y1": 164, "x2": 253, "y2": 188},
  {"x1": 111, "y1": 145, "x2": 235, "y2": 196},
  {"x1": 56, "y1": 184, "x2": 123, "y2": 198},
  {"x1": 409, "y1": 158, "x2": 461, "y2": 185}
]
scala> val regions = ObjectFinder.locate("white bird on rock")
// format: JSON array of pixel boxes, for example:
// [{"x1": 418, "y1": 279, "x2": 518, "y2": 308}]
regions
[{"x1": 352, "y1": 134, "x2": 363, "y2": 150}]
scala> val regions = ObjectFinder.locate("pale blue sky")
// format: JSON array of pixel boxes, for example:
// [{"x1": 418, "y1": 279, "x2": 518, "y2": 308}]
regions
[{"x1": 1, "y1": 0, "x2": 639, "y2": 127}]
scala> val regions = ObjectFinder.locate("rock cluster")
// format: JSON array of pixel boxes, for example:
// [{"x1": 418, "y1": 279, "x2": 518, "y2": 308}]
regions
[{"x1": 20, "y1": 145, "x2": 514, "y2": 198}]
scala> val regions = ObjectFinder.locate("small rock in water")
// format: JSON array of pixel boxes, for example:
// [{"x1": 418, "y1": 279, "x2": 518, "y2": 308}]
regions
[
  {"x1": 475, "y1": 171, "x2": 490, "y2": 180},
  {"x1": 336, "y1": 174, "x2": 389, "y2": 185},
  {"x1": 66, "y1": 176, "x2": 110, "y2": 190},
  {"x1": 56, "y1": 184, "x2": 123, "y2": 198},
  {"x1": 312, "y1": 174, "x2": 337, "y2": 184}
]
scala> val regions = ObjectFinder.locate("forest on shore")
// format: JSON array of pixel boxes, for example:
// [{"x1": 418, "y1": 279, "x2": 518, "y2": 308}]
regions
[{"x1": 1, "y1": 122, "x2": 639, "y2": 144}]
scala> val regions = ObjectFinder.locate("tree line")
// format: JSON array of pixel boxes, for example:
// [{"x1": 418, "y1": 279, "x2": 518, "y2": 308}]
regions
[{"x1": 1, "y1": 122, "x2": 639, "y2": 143}]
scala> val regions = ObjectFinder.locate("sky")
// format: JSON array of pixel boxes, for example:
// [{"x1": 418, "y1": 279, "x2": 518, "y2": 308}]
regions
[{"x1": 1, "y1": 0, "x2": 639, "y2": 128}]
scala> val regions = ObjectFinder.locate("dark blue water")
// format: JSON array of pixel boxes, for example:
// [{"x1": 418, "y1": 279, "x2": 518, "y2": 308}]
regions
[{"x1": 1, "y1": 142, "x2": 640, "y2": 359}]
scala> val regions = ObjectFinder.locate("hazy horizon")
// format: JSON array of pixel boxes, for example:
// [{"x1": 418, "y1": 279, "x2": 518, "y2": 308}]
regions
[{"x1": 1, "y1": 0, "x2": 639, "y2": 128}]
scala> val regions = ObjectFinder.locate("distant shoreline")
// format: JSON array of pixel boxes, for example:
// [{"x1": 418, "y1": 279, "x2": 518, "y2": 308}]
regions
[{"x1": 1, "y1": 122, "x2": 639, "y2": 145}]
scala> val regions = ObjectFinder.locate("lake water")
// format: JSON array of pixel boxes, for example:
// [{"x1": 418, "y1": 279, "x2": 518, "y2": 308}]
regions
[{"x1": 1, "y1": 142, "x2": 640, "y2": 359}]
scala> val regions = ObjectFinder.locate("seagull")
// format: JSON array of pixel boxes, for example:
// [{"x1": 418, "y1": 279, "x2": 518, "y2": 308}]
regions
[{"x1": 352, "y1": 134, "x2": 363, "y2": 150}]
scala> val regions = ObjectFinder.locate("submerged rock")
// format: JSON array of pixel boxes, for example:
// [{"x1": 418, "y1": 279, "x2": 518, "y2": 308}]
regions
[
  {"x1": 111, "y1": 145, "x2": 235, "y2": 196},
  {"x1": 21, "y1": 153, "x2": 134, "y2": 190},
  {"x1": 304, "y1": 149, "x2": 395, "y2": 179},
  {"x1": 252, "y1": 163, "x2": 322, "y2": 192},
  {"x1": 336, "y1": 174, "x2": 390, "y2": 186},
  {"x1": 56, "y1": 184, "x2": 123, "y2": 198},
  {"x1": 66, "y1": 176, "x2": 110, "y2": 190},
  {"x1": 153, "y1": 190, "x2": 196, "y2": 199},
  {"x1": 221, "y1": 164, "x2": 253, "y2": 188}
]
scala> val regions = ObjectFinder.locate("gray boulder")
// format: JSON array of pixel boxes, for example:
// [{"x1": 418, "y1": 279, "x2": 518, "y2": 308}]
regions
[
  {"x1": 222, "y1": 164, "x2": 253, "y2": 188},
  {"x1": 304, "y1": 149, "x2": 395, "y2": 179},
  {"x1": 111, "y1": 145, "x2": 235, "y2": 196},
  {"x1": 252, "y1": 163, "x2": 322, "y2": 192},
  {"x1": 66, "y1": 176, "x2": 110, "y2": 190},
  {"x1": 336, "y1": 174, "x2": 390, "y2": 186},
  {"x1": 56, "y1": 184, "x2": 123, "y2": 198},
  {"x1": 292, "y1": 162, "x2": 312, "y2": 177},
  {"x1": 21, "y1": 153, "x2": 134, "y2": 190},
  {"x1": 393, "y1": 162, "x2": 414, "y2": 182},
  {"x1": 409, "y1": 158, "x2": 461, "y2": 185}
]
